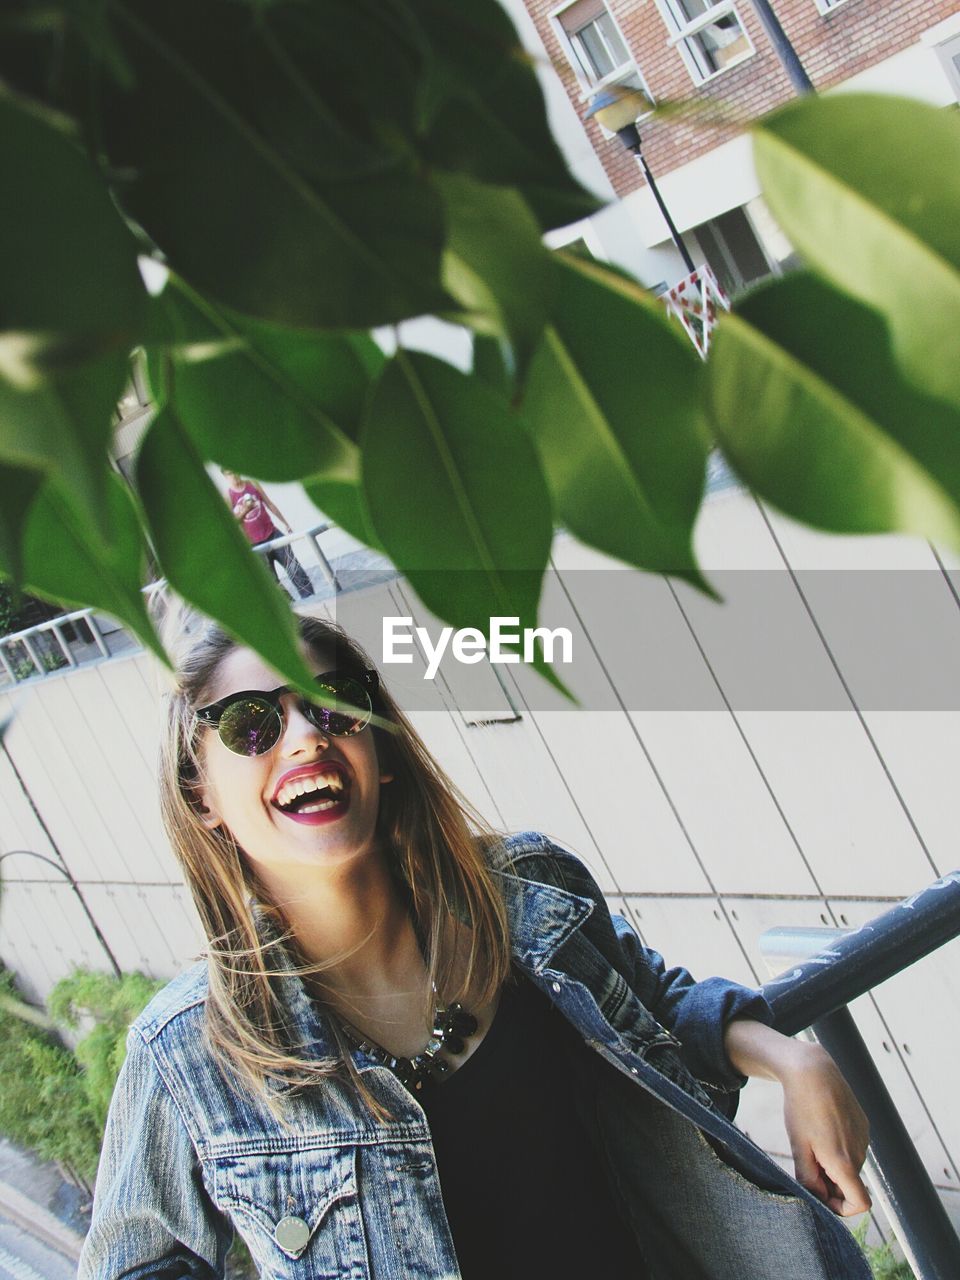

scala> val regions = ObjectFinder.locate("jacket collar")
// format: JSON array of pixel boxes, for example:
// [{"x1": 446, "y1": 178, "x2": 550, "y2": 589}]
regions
[{"x1": 493, "y1": 869, "x2": 595, "y2": 972}]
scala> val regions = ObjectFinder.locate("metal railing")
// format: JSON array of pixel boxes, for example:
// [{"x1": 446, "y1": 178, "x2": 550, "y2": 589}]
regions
[
  {"x1": 759, "y1": 870, "x2": 960, "y2": 1280},
  {"x1": 0, "y1": 522, "x2": 343, "y2": 688},
  {"x1": 0, "y1": 608, "x2": 112, "y2": 683},
  {"x1": 250, "y1": 521, "x2": 341, "y2": 594}
]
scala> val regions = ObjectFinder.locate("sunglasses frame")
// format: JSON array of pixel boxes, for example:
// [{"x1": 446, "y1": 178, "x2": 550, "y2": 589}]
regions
[{"x1": 195, "y1": 669, "x2": 379, "y2": 755}]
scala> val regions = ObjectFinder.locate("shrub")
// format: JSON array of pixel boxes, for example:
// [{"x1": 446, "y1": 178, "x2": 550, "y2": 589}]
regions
[
  {"x1": 0, "y1": 965, "x2": 255, "y2": 1274},
  {"x1": 852, "y1": 1218, "x2": 913, "y2": 1280},
  {"x1": 0, "y1": 583, "x2": 20, "y2": 638},
  {"x1": 0, "y1": 966, "x2": 164, "y2": 1187},
  {"x1": 47, "y1": 969, "x2": 164, "y2": 1130},
  {"x1": 0, "y1": 970, "x2": 101, "y2": 1185}
]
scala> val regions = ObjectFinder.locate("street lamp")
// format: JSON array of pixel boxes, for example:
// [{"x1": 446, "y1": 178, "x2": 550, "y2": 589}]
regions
[{"x1": 585, "y1": 86, "x2": 697, "y2": 277}]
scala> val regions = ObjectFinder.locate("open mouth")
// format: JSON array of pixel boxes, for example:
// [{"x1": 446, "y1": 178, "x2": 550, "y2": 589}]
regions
[{"x1": 272, "y1": 766, "x2": 350, "y2": 818}]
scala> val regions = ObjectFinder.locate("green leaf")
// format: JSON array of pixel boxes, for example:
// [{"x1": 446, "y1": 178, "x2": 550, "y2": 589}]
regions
[
  {"x1": 523, "y1": 255, "x2": 712, "y2": 589},
  {"x1": 0, "y1": 94, "x2": 145, "y2": 536},
  {"x1": 437, "y1": 174, "x2": 552, "y2": 374},
  {"x1": 20, "y1": 475, "x2": 167, "y2": 664},
  {"x1": 753, "y1": 94, "x2": 960, "y2": 407},
  {"x1": 708, "y1": 273, "x2": 960, "y2": 547},
  {"x1": 362, "y1": 351, "x2": 552, "y2": 634},
  {"x1": 257, "y1": 0, "x2": 431, "y2": 151},
  {"x1": 303, "y1": 475, "x2": 385, "y2": 554},
  {"x1": 0, "y1": 350, "x2": 133, "y2": 547},
  {"x1": 141, "y1": 282, "x2": 212, "y2": 408},
  {"x1": 96, "y1": 0, "x2": 450, "y2": 329},
  {"x1": 473, "y1": 334, "x2": 512, "y2": 399},
  {"x1": 145, "y1": 282, "x2": 384, "y2": 549},
  {"x1": 0, "y1": 0, "x2": 135, "y2": 97},
  {"x1": 416, "y1": 0, "x2": 602, "y2": 230},
  {"x1": 0, "y1": 93, "x2": 144, "y2": 366},
  {"x1": 147, "y1": 279, "x2": 369, "y2": 481},
  {"x1": 136, "y1": 407, "x2": 318, "y2": 691},
  {"x1": 0, "y1": 463, "x2": 42, "y2": 580}
]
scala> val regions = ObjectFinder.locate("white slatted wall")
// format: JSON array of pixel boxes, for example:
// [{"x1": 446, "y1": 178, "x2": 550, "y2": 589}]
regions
[{"x1": 2, "y1": 488, "x2": 958, "y2": 1232}]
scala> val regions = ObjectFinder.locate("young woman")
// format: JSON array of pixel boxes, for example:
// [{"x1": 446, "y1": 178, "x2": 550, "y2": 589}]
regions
[{"x1": 79, "y1": 614, "x2": 872, "y2": 1280}]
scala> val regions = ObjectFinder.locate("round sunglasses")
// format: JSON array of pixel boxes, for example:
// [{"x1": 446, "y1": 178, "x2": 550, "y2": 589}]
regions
[{"x1": 195, "y1": 670, "x2": 378, "y2": 757}]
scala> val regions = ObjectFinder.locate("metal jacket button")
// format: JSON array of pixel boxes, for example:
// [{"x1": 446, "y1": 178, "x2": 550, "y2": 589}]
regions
[
  {"x1": 551, "y1": 981, "x2": 562, "y2": 993},
  {"x1": 275, "y1": 1215, "x2": 310, "y2": 1252}
]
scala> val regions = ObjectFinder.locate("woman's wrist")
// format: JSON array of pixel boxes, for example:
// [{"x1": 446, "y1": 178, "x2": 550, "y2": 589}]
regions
[{"x1": 723, "y1": 1017, "x2": 823, "y2": 1083}]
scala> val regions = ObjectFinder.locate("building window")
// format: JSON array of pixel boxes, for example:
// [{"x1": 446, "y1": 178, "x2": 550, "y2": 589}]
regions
[
  {"x1": 659, "y1": 0, "x2": 753, "y2": 83},
  {"x1": 814, "y1": 0, "x2": 851, "y2": 12},
  {"x1": 551, "y1": 0, "x2": 651, "y2": 103},
  {"x1": 570, "y1": 8, "x2": 630, "y2": 80},
  {"x1": 935, "y1": 33, "x2": 960, "y2": 99},
  {"x1": 691, "y1": 206, "x2": 776, "y2": 298}
]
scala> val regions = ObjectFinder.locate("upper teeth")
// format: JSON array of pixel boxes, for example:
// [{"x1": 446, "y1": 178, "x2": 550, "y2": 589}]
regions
[{"x1": 276, "y1": 772, "x2": 344, "y2": 809}]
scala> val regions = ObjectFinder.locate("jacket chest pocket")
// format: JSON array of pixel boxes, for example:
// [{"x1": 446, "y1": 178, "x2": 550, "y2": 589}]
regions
[{"x1": 206, "y1": 1144, "x2": 369, "y2": 1280}]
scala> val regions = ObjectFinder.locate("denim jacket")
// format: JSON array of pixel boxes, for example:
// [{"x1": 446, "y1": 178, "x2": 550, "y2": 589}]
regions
[{"x1": 79, "y1": 832, "x2": 869, "y2": 1279}]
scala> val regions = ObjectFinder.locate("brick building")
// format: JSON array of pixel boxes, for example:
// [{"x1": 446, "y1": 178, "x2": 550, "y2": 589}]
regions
[{"x1": 508, "y1": 0, "x2": 960, "y2": 294}]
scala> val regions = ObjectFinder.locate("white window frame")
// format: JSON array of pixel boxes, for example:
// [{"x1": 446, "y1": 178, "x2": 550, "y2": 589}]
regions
[
  {"x1": 813, "y1": 0, "x2": 852, "y2": 14},
  {"x1": 549, "y1": 0, "x2": 654, "y2": 108},
  {"x1": 933, "y1": 32, "x2": 960, "y2": 100},
  {"x1": 657, "y1": 0, "x2": 754, "y2": 85},
  {"x1": 921, "y1": 14, "x2": 960, "y2": 101}
]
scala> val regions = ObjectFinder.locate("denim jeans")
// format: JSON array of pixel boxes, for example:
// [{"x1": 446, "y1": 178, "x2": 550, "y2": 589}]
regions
[{"x1": 257, "y1": 539, "x2": 313, "y2": 600}]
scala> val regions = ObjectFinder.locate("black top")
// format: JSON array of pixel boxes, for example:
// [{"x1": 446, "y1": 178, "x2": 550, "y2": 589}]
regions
[{"x1": 417, "y1": 970, "x2": 649, "y2": 1280}]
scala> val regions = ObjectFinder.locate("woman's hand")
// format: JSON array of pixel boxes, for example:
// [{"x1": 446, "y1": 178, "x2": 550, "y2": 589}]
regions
[
  {"x1": 778, "y1": 1040, "x2": 871, "y2": 1216},
  {"x1": 723, "y1": 1019, "x2": 871, "y2": 1216}
]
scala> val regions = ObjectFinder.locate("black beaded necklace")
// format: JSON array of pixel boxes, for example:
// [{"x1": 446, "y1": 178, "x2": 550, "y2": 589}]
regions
[{"x1": 339, "y1": 991, "x2": 478, "y2": 1092}]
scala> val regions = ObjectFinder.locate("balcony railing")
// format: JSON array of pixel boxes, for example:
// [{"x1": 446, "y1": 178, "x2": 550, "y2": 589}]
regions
[
  {"x1": 760, "y1": 872, "x2": 960, "y2": 1280},
  {"x1": 0, "y1": 521, "x2": 355, "y2": 688}
]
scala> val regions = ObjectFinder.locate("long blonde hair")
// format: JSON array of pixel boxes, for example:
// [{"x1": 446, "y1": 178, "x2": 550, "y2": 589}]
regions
[{"x1": 158, "y1": 614, "x2": 511, "y2": 1110}]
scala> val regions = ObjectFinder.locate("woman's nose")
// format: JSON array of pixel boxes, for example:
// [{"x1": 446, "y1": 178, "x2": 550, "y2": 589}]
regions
[{"x1": 279, "y1": 696, "x2": 329, "y2": 755}]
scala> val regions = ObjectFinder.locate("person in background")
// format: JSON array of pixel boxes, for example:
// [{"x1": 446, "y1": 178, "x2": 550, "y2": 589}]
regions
[{"x1": 221, "y1": 469, "x2": 313, "y2": 601}]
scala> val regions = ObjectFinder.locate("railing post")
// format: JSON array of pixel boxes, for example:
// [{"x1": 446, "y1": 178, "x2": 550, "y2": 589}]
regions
[
  {"x1": 311, "y1": 532, "x2": 340, "y2": 593},
  {"x1": 0, "y1": 643, "x2": 15, "y2": 684},
  {"x1": 50, "y1": 622, "x2": 76, "y2": 668},
  {"x1": 812, "y1": 1006, "x2": 960, "y2": 1280},
  {"x1": 19, "y1": 634, "x2": 43, "y2": 676},
  {"x1": 83, "y1": 611, "x2": 111, "y2": 658},
  {"x1": 759, "y1": 875, "x2": 960, "y2": 1280}
]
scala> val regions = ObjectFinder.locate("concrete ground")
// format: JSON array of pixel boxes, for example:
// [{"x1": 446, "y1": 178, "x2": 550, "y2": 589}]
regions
[
  {"x1": 0, "y1": 1139, "x2": 258, "y2": 1278},
  {"x1": 0, "y1": 1219, "x2": 76, "y2": 1280},
  {"x1": 0, "y1": 1140, "x2": 86, "y2": 1271}
]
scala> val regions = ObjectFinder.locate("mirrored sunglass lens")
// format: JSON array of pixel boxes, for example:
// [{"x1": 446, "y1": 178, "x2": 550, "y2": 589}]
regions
[
  {"x1": 218, "y1": 698, "x2": 282, "y2": 756},
  {"x1": 311, "y1": 677, "x2": 371, "y2": 736}
]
